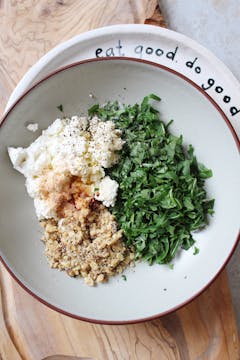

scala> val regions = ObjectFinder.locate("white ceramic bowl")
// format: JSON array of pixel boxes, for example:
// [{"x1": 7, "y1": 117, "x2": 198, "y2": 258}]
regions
[{"x1": 0, "y1": 58, "x2": 239, "y2": 323}]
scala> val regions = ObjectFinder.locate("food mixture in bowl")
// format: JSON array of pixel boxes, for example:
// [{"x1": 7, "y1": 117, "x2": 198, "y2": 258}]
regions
[{"x1": 8, "y1": 95, "x2": 214, "y2": 285}]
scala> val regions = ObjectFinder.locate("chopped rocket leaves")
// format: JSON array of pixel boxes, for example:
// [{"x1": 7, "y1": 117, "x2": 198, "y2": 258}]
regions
[
  {"x1": 193, "y1": 246, "x2": 200, "y2": 255},
  {"x1": 57, "y1": 104, "x2": 64, "y2": 112},
  {"x1": 88, "y1": 94, "x2": 214, "y2": 265}
]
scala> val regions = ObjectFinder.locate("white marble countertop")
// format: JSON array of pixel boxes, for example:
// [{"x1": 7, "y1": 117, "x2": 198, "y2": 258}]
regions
[{"x1": 159, "y1": 0, "x2": 240, "y2": 329}]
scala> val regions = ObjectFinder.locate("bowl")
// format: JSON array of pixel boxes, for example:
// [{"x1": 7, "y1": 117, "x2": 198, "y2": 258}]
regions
[{"x1": 0, "y1": 58, "x2": 239, "y2": 324}]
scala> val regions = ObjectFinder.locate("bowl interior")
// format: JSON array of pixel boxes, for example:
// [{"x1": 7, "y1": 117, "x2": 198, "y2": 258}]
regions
[{"x1": 0, "y1": 59, "x2": 239, "y2": 322}]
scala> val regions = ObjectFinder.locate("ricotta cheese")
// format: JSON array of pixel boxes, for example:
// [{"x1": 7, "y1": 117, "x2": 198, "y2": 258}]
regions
[
  {"x1": 26, "y1": 123, "x2": 39, "y2": 132},
  {"x1": 94, "y1": 176, "x2": 119, "y2": 207},
  {"x1": 8, "y1": 115, "x2": 123, "y2": 219}
]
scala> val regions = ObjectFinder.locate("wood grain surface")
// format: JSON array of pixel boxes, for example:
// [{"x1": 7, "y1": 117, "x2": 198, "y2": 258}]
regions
[{"x1": 0, "y1": 1, "x2": 239, "y2": 360}]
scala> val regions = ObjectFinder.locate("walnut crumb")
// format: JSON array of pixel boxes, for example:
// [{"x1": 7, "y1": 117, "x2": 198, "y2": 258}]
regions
[{"x1": 41, "y1": 177, "x2": 133, "y2": 286}]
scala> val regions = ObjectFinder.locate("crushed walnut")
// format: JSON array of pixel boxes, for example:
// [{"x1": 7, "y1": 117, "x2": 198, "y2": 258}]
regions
[{"x1": 40, "y1": 176, "x2": 134, "y2": 286}]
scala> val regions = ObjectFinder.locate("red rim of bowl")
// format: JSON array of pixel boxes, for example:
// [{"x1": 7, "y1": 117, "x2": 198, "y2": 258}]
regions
[{"x1": 0, "y1": 57, "x2": 239, "y2": 325}]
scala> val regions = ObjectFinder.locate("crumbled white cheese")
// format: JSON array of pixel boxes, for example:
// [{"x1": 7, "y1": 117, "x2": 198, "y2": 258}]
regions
[
  {"x1": 94, "y1": 176, "x2": 119, "y2": 207},
  {"x1": 34, "y1": 198, "x2": 57, "y2": 220},
  {"x1": 8, "y1": 147, "x2": 28, "y2": 175},
  {"x1": 89, "y1": 116, "x2": 124, "y2": 168},
  {"x1": 26, "y1": 123, "x2": 39, "y2": 132},
  {"x1": 8, "y1": 115, "x2": 123, "y2": 219},
  {"x1": 25, "y1": 177, "x2": 41, "y2": 198}
]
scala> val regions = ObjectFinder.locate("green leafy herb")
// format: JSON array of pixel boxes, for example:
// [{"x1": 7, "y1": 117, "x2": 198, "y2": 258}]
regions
[
  {"x1": 57, "y1": 104, "x2": 64, "y2": 112},
  {"x1": 94, "y1": 187, "x2": 99, "y2": 192},
  {"x1": 89, "y1": 95, "x2": 214, "y2": 265},
  {"x1": 193, "y1": 246, "x2": 200, "y2": 255},
  {"x1": 121, "y1": 274, "x2": 127, "y2": 281}
]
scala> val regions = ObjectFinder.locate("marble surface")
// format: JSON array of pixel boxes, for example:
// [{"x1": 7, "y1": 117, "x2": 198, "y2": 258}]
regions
[
  {"x1": 159, "y1": 0, "x2": 240, "y2": 330},
  {"x1": 159, "y1": 0, "x2": 240, "y2": 80}
]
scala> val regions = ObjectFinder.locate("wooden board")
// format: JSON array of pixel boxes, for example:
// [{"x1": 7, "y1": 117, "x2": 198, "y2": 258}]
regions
[
  {"x1": 1, "y1": 269, "x2": 239, "y2": 360},
  {"x1": 0, "y1": 1, "x2": 239, "y2": 359}
]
